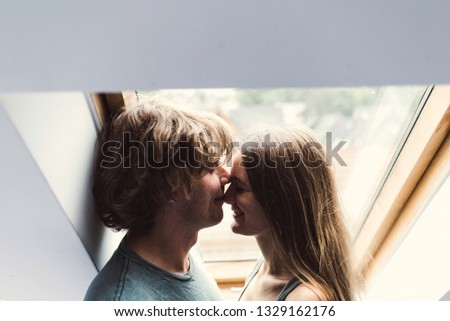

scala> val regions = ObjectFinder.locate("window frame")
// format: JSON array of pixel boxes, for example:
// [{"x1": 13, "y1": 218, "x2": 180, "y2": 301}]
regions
[
  {"x1": 91, "y1": 86, "x2": 450, "y2": 297},
  {"x1": 354, "y1": 85, "x2": 450, "y2": 284}
]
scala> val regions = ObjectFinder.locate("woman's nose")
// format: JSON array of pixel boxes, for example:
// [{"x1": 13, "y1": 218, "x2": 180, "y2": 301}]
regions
[{"x1": 223, "y1": 182, "x2": 236, "y2": 204}]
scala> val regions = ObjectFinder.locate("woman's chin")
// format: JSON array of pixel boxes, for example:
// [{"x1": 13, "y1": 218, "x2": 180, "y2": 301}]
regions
[
  {"x1": 230, "y1": 221, "x2": 245, "y2": 235},
  {"x1": 230, "y1": 221, "x2": 255, "y2": 236}
]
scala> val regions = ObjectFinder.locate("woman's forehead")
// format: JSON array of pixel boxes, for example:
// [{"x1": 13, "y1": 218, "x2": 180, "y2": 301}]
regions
[
  {"x1": 230, "y1": 154, "x2": 250, "y2": 184},
  {"x1": 231, "y1": 153, "x2": 243, "y2": 170}
]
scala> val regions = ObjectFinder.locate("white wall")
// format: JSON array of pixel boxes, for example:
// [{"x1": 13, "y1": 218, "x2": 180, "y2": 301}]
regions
[
  {"x1": 0, "y1": 105, "x2": 97, "y2": 300},
  {"x1": 1, "y1": 1, "x2": 450, "y2": 91},
  {"x1": 0, "y1": 93, "x2": 131, "y2": 299},
  {"x1": 1, "y1": 93, "x2": 123, "y2": 270}
]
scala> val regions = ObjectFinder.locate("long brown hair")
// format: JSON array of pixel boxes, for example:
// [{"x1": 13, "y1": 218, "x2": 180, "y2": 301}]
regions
[{"x1": 241, "y1": 126, "x2": 356, "y2": 300}]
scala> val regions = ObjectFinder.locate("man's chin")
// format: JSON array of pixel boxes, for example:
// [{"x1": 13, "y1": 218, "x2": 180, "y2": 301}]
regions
[{"x1": 203, "y1": 210, "x2": 224, "y2": 228}]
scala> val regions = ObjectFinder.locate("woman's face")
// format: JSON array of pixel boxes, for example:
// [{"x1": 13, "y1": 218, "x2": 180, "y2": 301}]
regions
[{"x1": 224, "y1": 153, "x2": 270, "y2": 236}]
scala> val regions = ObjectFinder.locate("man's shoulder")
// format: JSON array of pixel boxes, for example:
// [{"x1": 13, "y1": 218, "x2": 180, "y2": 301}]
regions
[
  {"x1": 83, "y1": 247, "x2": 130, "y2": 301},
  {"x1": 84, "y1": 244, "x2": 223, "y2": 301}
]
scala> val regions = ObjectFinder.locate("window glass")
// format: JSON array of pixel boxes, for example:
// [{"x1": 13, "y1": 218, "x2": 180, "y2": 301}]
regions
[{"x1": 141, "y1": 86, "x2": 428, "y2": 262}]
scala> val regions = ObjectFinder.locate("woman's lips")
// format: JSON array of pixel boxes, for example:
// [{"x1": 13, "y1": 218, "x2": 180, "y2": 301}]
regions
[{"x1": 232, "y1": 207, "x2": 244, "y2": 218}]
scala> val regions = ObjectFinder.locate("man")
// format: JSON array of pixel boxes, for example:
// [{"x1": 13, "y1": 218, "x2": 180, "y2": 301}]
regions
[{"x1": 84, "y1": 97, "x2": 233, "y2": 300}]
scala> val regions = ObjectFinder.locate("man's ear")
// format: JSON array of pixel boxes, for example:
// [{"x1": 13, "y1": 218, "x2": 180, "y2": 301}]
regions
[{"x1": 170, "y1": 187, "x2": 185, "y2": 203}]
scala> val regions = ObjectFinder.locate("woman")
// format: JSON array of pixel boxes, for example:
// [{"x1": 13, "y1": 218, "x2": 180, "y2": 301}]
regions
[{"x1": 224, "y1": 126, "x2": 357, "y2": 301}]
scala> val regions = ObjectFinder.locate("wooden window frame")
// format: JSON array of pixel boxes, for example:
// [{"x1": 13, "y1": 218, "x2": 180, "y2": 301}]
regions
[
  {"x1": 90, "y1": 92, "x2": 137, "y2": 127},
  {"x1": 354, "y1": 85, "x2": 450, "y2": 285},
  {"x1": 90, "y1": 86, "x2": 450, "y2": 296}
]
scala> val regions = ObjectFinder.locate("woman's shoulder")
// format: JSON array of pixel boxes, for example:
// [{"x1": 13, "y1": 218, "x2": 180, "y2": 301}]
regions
[{"x1": 284, "y1": 283, "x2": 324, "y2": 301}]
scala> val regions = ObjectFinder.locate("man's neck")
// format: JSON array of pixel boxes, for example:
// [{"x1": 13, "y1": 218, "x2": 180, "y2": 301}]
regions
[{"x1": 125, "y1": 211, "x2": 198, "y2": 274}]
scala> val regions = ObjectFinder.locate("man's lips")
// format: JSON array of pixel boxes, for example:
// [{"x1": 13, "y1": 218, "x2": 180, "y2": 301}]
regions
[{"x1": 213, "y1": 197, "x2": 224, "y2": 206}]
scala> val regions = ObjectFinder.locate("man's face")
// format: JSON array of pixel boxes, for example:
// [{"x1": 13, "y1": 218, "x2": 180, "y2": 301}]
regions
[{"x1": 183, "y1": 166, "x2": 230, "y2": 230}]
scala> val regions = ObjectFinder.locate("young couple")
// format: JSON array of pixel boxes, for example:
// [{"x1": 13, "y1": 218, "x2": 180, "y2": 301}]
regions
[{"x1": 84, "y1": 97, "x2": 357, "y2": 301}]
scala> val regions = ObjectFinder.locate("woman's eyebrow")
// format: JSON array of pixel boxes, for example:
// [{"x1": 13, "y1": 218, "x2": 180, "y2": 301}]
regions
[{"x1": 230, "y1": 176, "x2": 249, "y2": 186}]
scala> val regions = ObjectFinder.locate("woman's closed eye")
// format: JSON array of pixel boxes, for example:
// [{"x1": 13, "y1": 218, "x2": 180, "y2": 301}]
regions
[
  {"x1": 230, "y1": 176, "x2": 251, "y2": 193},
  {"x1": 234, "y1": 183, "x2": 251, "y2": 193}
]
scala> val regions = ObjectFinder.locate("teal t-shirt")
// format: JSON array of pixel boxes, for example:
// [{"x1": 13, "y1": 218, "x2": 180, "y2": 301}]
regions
[{"x1": 84, "y1": 238, "x2": 222, "y2": 301}]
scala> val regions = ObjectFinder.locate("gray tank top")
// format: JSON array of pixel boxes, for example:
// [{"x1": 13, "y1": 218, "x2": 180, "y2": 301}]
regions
[{"x1": 238, "y1": 258, "x2": 301, "y2": 301}]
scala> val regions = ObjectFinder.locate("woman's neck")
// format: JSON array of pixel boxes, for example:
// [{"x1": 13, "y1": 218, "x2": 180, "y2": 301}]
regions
[{"x1": 255, "y1": 232, "x2": 292, "y2": 278}]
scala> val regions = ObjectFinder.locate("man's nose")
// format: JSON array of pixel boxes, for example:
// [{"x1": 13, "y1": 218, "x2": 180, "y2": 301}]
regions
[
  {"x1": 223, "y1": 182, "x2": 236, "y2": 205},
  {"x1": 216, "y1": 166, "x2": 231, "y2": 185}
]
